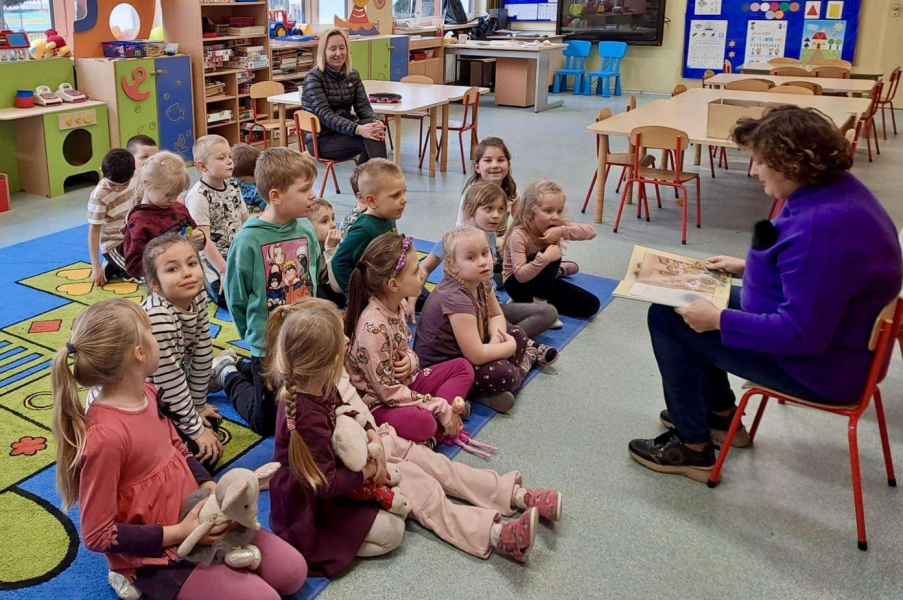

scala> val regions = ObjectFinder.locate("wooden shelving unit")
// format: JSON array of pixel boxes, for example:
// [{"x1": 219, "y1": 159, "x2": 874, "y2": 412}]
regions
[
  {"x1": 162, "y1": 0, "x2": 273, "y2": 145},
  {"x1": 271, "y1": 40, "x2": 317, "y2": 94}
]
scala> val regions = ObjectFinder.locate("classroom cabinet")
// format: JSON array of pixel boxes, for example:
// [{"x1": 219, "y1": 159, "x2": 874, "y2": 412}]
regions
[
  {"x1": 349, "y1": 36, "x2": 408, "y2": 82},
  {"x1": 77, "y1": 55, "x2": 195, "y2": 162},
  {"x1": 350, "y1": 40, "x2": 371, "y2": 79},
  {"x1": 389, "y1": 36, "x2": 410, "y2": 81}
]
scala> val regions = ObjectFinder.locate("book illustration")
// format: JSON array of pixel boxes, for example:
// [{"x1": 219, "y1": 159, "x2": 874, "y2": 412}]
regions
[
  {"x1": 614, "y1": 245, "x2": 732, "y2": 309},
  {"x1": 262, "y1": 237, "x2": 313, "y2": 312}
]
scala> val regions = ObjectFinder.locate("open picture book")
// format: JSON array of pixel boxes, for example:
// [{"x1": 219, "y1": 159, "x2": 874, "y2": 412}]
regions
[{"x1": 614, "y1": 245, "x2": 732, "y2": 309}]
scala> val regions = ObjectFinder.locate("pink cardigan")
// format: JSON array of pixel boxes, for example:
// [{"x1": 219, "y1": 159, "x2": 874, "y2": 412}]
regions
[{"x1": 502, "y1": 223, "x2": 596, "y2": 283}]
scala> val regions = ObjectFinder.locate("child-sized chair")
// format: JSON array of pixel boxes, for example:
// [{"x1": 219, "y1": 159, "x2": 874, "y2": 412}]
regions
[
  {"x1": 709, "y1": 297, "x2": 903, "y2": 552},
  {"x1": 553, "y1": 40, "x2": 592, "y2": 94},
  {"x1": 294, "y1": 110, "x2": 354, "y2": 197},
  {"x1": 584, "y1": 41, "x2": 628, "y2": 97},
  {"x1": 242, "y1": 81, "x2": 293, "y2": 148}
]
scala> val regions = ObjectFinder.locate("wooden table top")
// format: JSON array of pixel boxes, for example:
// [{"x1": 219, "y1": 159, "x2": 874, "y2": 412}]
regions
[
  {"x1": 268, "y1": 81, "x2": 489, "y2": 115},
  {"x1": 740, "y1": 62, "x2": 883, "y2": 80},
  {"x1": 587, "y1": 88, "x2": 870, "y2": 147},
  {"x1": 705, "y1": 73, "x2": 876, "y2": 95},
  {"x1": 0, "y1": 99, "x2": 106, "y2": 121}
]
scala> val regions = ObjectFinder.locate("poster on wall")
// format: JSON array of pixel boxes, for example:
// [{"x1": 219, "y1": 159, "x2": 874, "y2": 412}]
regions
[
  {"x1": 826, "y1": 1, "x2": 844, "y2": 18},
  {"x1": 687, "y1": 19, "x2": 728, "y2": 69},
  {"x1": 743, "y1": 19, "x2": 788, "y2": 64},
  {"x1": 695, "y1": 0, "x2": 722, "y2": 16},
  {"x1": 801, "y1": 19, "x2": 846, "y2": 61},
  {"x1": 804, "y1": 1, "x2": 822, "y2": 18}
]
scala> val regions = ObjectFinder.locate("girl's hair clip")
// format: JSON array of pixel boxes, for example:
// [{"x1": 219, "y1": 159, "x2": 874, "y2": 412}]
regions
[
  {"x1": 394, "y1": 236, "x2": 413, "y2": 274},
  {"x1": 66, "y1": 342, "x2": 77, "y2": 354}
]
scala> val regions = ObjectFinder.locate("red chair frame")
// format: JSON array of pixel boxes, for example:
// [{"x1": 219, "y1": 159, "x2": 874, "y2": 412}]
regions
[
  {"x1": 708, "y1": 298, "x2": 903, "y2": 551},
  {"x1": 293, "y1": 110, "x2": 354, "y2": 198},
  {"x1": 420, "y1": 87, "x2": 480, "y2": 174},
  {"x1": 877, "y1": 67, "x2": 901, "y2": 140}
]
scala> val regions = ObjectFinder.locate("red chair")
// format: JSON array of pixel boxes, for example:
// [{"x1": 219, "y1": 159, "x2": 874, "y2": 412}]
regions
[
  {"x1": 420, "y1": 87, "x2": 480, "y2": 174},
  {"x1": 856, "y1": 80, "x2": 884, "y2": 162},
  {"x1": 293, "y1": 110, "x2": 355, "y2": 198},
  {"x1": 384, "y1": 74, "x2": 434, "y2": 162},
  {"x1": 709, "y1": 298, "x2": 903, "y2": 551},
  {"x1": 613, "y1": 126, "x2": 702, "y2": 245},
  {"x1": 877, "y1": 66, "x2": 901, "y2": 139}
]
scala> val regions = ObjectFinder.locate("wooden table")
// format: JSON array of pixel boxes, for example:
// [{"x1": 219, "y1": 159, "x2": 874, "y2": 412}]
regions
[
  {"x1": 585, "y1": 88, "x2": 872, "y2": 223},
  {"x1": 705, "y1": 73, "x2": 877, "y2": 95},
  {"x1": 739, "y1": 62, "x2": 883, "y2": 80},
  {"x1": 444, "y1": 40, "x2": 566, "y2": 112},
  {"x1": 268, "y1": 81, "x2": 488, "y2": 177}
]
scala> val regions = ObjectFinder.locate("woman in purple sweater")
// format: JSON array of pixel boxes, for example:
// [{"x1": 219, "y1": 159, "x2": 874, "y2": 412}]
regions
[{"x1": 629, "y1": 107, "x2": 902, "y2": 481}]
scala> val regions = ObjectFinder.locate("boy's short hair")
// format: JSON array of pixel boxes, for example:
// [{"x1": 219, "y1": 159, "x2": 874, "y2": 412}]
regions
[
  {"x1": 126, "y1": 134, "x2": 157, "y2": 153},
  {"x1": 356, "y1": 158, "x2": 403, "y2": 197},
  {"x1": 314, "y1": 199, "x2": 333, "y2": 212},
  {"x1": 193, "y1": 134, "x2": 229, "y2": 165},
  {"x1": 102, "y1": 148, "x2": 136, "y2": 184},
  {"x1": 142, "y1": 151, "x2": 190, "y2": 198},
  {"x1": 255, "y1": 147, "x2": 318, "y2": 200},
  {"x1": 350, "y1": 164, "x2": 363, "y2": 197},
  {"x1": 231, "y1": 143, "x2": 261, "y2": 178}
]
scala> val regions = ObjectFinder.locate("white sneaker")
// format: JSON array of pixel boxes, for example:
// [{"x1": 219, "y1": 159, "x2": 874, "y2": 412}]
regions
[
  {"x1": 551, "y1": 319, "x2": 564, "y2": 329},
  {"x1": 108, "y1": 571, "x2": 140, "y2": 600},
  {"x1": 210, "y1": 351, "x2": 238, "y2": 393}
]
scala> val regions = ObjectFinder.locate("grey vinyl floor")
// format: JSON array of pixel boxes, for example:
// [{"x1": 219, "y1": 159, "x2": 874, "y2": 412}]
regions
[{"x1": 3, "y1": 92, "x2": 903, "y2": 600}]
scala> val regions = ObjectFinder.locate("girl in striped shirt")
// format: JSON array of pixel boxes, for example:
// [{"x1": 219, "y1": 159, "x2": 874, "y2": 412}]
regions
[{"x1": 142, "y1": 232, "x2": 222, "y2": 469}]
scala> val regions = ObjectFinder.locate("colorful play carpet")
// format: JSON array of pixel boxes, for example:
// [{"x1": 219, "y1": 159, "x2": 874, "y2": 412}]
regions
[{"x1": 0, "y1": 227, "x2": 617, "y2": 599}]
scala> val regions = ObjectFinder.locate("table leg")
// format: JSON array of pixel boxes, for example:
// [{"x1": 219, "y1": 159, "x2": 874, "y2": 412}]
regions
[
  {"x1": 440, "y1": 102, "x2": 449, "y2": 173},
  {"x1": 534, "y1": 52, "x2": 563, "y2": 113},
  {"x1": 279, "y1": 105, "x2": 287, "y2": 148},
  {"x1": 429, "y1": 106, "x2": 438, "y2": 178},
  {"x1": 595, "y1": 135, "x2": 609, "y2": 224},
  {"x1": 391, "y1": 116, "x2": 402, "y2": 166}
]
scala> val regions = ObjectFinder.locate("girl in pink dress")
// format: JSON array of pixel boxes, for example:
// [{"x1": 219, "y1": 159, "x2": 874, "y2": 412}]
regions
[{"x1": 52, "y1": 299, "x2": 307, "y2": 600}]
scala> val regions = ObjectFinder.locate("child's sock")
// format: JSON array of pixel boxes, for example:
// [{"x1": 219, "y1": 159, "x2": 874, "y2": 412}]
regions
[{"x1": 512, "y1": 486, "x2": 528, "y2": 510}]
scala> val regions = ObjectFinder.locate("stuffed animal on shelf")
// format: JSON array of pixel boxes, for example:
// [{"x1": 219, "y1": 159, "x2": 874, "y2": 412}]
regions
[
  {"x1": 177, "y1": 463, "x2": 281, "y2": 569},
  {"x1": 332, "y1": 400, "x2": 411, "y2": 519},
  {"x1": 30, "y1": 29, "x2": 71, "y2": 59}
]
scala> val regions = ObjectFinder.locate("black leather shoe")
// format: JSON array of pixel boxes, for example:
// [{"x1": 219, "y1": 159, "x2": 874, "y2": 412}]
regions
[
  {"x1": 659, "y1": 409, "x2": 752, "y2": 448},
  {"x1": 628, "y1": 430, "x2": 715, "y2": 482}
]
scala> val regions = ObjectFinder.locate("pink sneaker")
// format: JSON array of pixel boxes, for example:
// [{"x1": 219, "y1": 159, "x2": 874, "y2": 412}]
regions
[
  {"x1": 495, "y1": 507, "x2": 537, "y2": 563},
  {"x1": 524, "y1": 489, "x2": 562, "y2": 522}
]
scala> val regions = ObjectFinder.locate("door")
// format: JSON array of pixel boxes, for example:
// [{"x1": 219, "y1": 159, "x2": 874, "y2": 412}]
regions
[
  {"x1": 114, "y1": 58, "x2": 159, "y2": 146},
  {"x1": 370, "y1": 39, "x2": 391, "y2": 81},
  {"x1": 155, "y1": 55, "x2": 195, "y2": 163},
  {"x1": 389, "y1": 36, "x2": 409, "y2": 81},
  {"x1": 350, "y1": 40, "x2": 371, "y2": 79}
]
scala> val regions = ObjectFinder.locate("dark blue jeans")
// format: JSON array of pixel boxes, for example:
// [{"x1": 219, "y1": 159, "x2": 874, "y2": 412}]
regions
[{"x1": 648, "y1": 287, "x2": 828, "y2": 444}]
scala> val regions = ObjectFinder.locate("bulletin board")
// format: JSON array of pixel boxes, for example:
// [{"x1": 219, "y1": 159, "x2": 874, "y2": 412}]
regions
[
  {"x1": 681, "y1": 0, "x2": 862, "y2": 79},
  {"x1": 503, "y1": 0, "x2": 558, "y2": 23}
]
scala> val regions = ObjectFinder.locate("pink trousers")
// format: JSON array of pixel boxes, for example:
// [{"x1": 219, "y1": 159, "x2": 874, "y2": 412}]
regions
[
  {"x1": 177, "y1": 529, "x2": 307, "y2": 600},
  {"x1": 379, "y1": 425, "x2": 520, "y2": 558},
  {"x1": 372, "y1": 357, "x2": 474, "y2": 443}
]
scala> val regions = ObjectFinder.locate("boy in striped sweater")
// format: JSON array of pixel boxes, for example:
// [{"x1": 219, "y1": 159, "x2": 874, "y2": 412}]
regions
[{"x1": 141, "y1": 231, "x2": 222, "y2": 470}]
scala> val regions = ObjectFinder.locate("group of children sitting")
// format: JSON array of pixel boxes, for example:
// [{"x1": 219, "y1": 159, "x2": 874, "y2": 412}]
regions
[{"x1": 57, "y1": 134, "x2": 602, "y2": 599}]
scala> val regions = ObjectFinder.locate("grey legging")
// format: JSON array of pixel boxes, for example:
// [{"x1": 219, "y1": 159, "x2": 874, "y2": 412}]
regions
[{"x1": 501, "y1": 301, "x2": 559, "y2": 339}]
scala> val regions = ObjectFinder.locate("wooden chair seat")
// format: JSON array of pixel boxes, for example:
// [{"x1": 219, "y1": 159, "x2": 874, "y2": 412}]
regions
[{"x1": 637, "y1": 166, "x2": 699, "y2": 184}]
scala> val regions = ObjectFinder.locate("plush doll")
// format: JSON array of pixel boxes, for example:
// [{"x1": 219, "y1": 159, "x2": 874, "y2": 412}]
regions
[
  {"x1": 30, "y1": 29, "x2": 71, "y2": 59},
  {"x1": 177, "y1": 463, "x2": 281, "y2": 568}
]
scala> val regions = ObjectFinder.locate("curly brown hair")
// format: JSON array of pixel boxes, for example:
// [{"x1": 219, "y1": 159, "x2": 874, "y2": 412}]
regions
[{"x1": 731, "y1": 106, "x2": 852, "y2": 187}]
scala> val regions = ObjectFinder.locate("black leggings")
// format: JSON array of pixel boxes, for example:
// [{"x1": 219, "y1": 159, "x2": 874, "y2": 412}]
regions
[
  {"x1": 503, "y1": 259, "x2": 601, "y2": 320},
  {"x1": 310, "y1": 130, "x2": 387, "y2": 164},
  {"x1": 224, "y1": 357, "x2": 276, "y2": 437}
]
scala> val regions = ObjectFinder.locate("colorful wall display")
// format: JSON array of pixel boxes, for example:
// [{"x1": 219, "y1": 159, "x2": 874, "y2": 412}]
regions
[{"x1": 681, "y1": 0, "x2": 862, "y2": 78}]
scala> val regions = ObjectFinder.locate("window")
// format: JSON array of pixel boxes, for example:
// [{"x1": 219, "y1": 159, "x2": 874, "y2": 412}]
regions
[
  {"x1": 393, "y1": 0, "x2": 438, "y2": 19},
  {"x1": 270, "y1": 0, "x2": 306, "y2": 24},
  {"x1": 0, "y1": 0, "x2": 54, "y2": 36},
  {"x1": 317, "y1": 0, "x2": 346, "y2": 24}
]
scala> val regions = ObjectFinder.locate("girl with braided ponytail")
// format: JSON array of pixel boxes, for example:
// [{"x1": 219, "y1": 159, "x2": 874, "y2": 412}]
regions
[
  {"x1": 268, "y1": 298, "x2": 564, "y2": 572},
  {"x1": 52, "y1": 299, "x2": 307, "y2": 600},
  {"x1": 344, "y1": 232, "x2": 471, "y2": 444}
]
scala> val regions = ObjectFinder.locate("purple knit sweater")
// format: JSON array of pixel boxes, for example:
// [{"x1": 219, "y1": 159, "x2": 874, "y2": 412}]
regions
[{"x1": 720, "y1": 172, "x2": 901, "y2": 402}]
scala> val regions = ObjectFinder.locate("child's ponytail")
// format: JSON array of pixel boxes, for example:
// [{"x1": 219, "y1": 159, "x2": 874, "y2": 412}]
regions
[
  {"x1": 51, "y1": 299, "x2": 149, "y2": 509},
  {"x1": 52, "y1": 345, "x2": 88, "y2": 509},
  {"x1": 343, "y1": 232, "x2": 407, "y2": 341}
]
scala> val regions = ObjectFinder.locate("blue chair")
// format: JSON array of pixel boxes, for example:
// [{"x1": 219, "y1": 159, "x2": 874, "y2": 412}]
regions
[
  {"x1": 552, "y1": 40, "x2": 592, "y2": 94},
  {"x1": 584, "y1": 41, "x2": 628, "y2": 97}
]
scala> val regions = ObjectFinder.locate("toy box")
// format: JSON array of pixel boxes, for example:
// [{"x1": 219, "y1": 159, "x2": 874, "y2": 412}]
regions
[{"x1": 102, "y1": 40, "x2": 166, "y2": 59}]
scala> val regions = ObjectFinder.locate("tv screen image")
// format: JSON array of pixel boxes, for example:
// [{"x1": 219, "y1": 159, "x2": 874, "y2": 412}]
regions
[{"x1": 558, "y1": 0, "x2": 667, "y2": 45}]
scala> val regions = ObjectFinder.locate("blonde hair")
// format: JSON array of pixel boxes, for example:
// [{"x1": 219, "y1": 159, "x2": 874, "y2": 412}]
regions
[
  {"x1": 265, "y1": 298, "x2": 346, "y2": 491},
  {"x1": 462, "y1": 180, "x2": 507, "y2": 221},
  {"x1": 508, "y1": 179, "x2": 565, "y2": 244},
  {"x1": 255, "y1": 147, "x2": 318, "y2": 202},
  {"x1": 316, "y1": 28, "x2": 352, "y2": 75},
  {"x1": 52, "y1": 300, "x2": 150, "y2": 509},
  {"x1": 141, "y1": 151, "x2": 190, "y2": 199},
  {"x1": 192, "y1": 134, "x2": 229, "y2": 166},
  {"x1": 357, "y1": 158, "x2": 403, "y2": 198},
  {"x1": 442, "y1": 225, "x2": 487, "y2": 274}
]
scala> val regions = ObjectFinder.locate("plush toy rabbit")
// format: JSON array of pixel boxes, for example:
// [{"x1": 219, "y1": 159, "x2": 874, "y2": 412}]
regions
[{"x1": 177, "y1": 463, "x2": 281, "y2": 568}]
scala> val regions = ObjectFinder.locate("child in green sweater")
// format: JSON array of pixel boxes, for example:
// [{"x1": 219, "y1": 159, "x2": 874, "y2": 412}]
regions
[
  {"x1": 331, "y1": 158, "x2": 407, "y2": 293},
  {"x1": 213, "y1": 148, "x2": 321, "y2": 436}
]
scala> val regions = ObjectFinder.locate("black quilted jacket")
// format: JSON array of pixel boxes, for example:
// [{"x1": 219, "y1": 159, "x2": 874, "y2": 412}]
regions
[{"x1": 301, "y1": 66, "x2": 376, "y2": 137}]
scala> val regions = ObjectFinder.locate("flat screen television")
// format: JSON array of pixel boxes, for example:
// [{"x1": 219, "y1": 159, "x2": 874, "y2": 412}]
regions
[{"x1": 557, "y1": 0, "x2": 667, "y2": 46}]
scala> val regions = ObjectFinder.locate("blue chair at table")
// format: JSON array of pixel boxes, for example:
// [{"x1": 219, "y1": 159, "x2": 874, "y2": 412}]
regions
[
  {"x1": 552, "y1": 40, "x2": 592, "y2": 94},
  {"x1": 584, "y1": 41, "x2": 628, "y2": 97}
]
